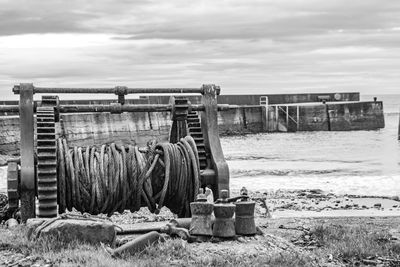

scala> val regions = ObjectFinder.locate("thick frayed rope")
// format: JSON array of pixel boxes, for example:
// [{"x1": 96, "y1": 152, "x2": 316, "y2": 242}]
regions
[{"x1": 57, "y1": 136, "x2": 200, "y2": 217}]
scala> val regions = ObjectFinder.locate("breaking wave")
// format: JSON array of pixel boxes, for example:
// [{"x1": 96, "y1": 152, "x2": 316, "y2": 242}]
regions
[{"x1": 228, "y1": 168, "x2": 377, "y2": 178}]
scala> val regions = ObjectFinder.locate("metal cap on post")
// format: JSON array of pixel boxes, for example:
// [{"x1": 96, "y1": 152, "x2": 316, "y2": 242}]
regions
[{"x1": 115, "y1": 86, "x2": 128, "y2": 105}]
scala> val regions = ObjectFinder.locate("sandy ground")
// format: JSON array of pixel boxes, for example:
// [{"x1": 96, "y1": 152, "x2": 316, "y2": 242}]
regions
[{"x1": 262, "y1": 190, "x2": 400, "y2": 218}]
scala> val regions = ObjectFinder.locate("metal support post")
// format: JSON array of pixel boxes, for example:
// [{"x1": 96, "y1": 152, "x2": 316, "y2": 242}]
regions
[
  {"x1": 18, "y1": 83, "x2": 35, "y2": 221},
  {"x1": 286, "y1": 105, "x2": 289, "y2": 130},
  {"x1": 200, "y1": 84, "x2": 229, "y2": 198},
  {"x1": 297, "y1": 106, "x2": 300, "y2": 131}
]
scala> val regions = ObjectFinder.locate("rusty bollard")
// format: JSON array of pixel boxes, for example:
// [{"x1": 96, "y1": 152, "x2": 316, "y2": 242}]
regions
[
  {"x1": 213, "y1": 190, "x2": 235, "y2": 238},
  {"x1": 235, "y1": 197, "x2": 256, "y2": 236},
  {"x1": 189, "y1": 189, "x2": 213, "y2": 236}
]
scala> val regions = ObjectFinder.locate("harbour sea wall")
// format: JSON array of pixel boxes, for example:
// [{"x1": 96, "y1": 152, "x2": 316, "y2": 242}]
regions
[
  {"x1": 0, "y1": 99, "x2": 384, "y2": 161},
  {"x1": 138, "y1": 92, "x2": 360, "y2": 105},
  {"x1": 0, "y1": 112, "x2": 172, "y2": 158},
  {"x1": 265, "y1": 101, "x2": 385, "y2": 132}
]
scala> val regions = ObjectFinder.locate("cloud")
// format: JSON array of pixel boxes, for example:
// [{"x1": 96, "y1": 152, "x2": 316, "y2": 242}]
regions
[
  {"x1": 2, "y1": 0, "x2": 400, "y2": 39},
  {"x1": 1, "y1": 0, "x2": 400, "y2": 98}
]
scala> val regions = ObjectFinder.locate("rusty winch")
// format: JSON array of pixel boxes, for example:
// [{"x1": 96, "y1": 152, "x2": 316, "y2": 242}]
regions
[{"x1": 3, "y1": 83, "x2": 232, "y2": 222}]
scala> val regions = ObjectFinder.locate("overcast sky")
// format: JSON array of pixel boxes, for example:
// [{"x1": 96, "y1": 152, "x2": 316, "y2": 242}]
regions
[{"x1": 0, "y1": 0, "x2": 399, "y2": 99}]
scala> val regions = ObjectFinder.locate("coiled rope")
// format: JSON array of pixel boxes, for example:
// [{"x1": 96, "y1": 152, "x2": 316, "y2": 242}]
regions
[{"x1": 56, "y1": 136, "x2": 201, "y2": 217}]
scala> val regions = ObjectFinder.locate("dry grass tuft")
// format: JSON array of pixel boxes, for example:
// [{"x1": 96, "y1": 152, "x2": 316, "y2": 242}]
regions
[
  {"x1": 0, "y1": 225, "x2": 317, "y2": 267},
  {"x1": 3, "y1": 221, "x2": 399, "y2": 267},
  {"x1": 311, "y1": 223, "x2": 400, "y2": 264}
]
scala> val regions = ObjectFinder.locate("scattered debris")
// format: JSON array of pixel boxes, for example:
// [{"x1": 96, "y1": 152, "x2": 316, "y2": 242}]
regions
[
  {"x1": 373, "y1": 203, "x2": 382, "y2": 208},
  {"x1": 103, "y1": 231, "x2": 165, "y2": 257},
  {"x1": 117, "y1": 219, "x2": 191, "y2": 240}
]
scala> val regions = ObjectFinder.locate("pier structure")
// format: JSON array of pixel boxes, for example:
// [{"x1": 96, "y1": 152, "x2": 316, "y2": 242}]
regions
[{"x1": 263, "y1": 100, "x2": 384, "y2": 132}]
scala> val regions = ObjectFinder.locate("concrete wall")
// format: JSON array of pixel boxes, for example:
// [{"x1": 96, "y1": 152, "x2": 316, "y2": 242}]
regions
[
  {"x1": 145, "y1": 92, "x2": 360, "y2": 105},
  {"x1": 218, "y1": 92, "x2": 360, "y2": 105},
  {"x1": 0, "y1": 112, "x2": 172, "y2": 161},
  {"x1": 0, "y1": 116, "x2": 20, "y2": 156},
  {"x1": 60, "y1": 111, "x2": 171, "y2": 148},
  {"x1": 266, "y1": 101, "x2": 384, "y2": 132},
  {"x1": 298, "y1": 105, "x2": 329, "y2": 131},
  {"x1": 217, "y1": 107, "x2": 264, "y2": 135},
  {"x1": 327, "y1": 101, "x2": 385, "y2": 131}
]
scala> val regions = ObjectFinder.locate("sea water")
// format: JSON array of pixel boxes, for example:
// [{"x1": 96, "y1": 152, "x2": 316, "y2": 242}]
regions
[
  {"x1": 226, "y1": 94, "x2": 400, "y2": 196},
  {"x1": 1, "y1": 94, "x2": 399, "y2": 196}
]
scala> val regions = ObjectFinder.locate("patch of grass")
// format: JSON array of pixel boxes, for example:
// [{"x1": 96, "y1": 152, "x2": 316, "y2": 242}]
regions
[
  {"x1": 0, "y1": 226, "x2": 319, "y2": 267},
  {"x1": 195, "y1": 251, "x2": 316, "y2": 267},
  {"x1": 311, "y1": 223, "x2": 400, "y2": 263},
  {"x1": 0, "y1": 225, "x2": 32, "y2": 253}
]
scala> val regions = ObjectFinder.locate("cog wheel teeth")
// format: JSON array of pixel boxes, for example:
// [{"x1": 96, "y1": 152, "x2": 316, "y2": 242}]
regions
[
  {"x1": 7, "y1": 162, "x2": 19, "y2": 210},
  {"x1": 187, "y1": 111, "x2": 208, "y2": 170},
  {"x1": 36, "y1": 105, "x2": 58, "y2": 218}
]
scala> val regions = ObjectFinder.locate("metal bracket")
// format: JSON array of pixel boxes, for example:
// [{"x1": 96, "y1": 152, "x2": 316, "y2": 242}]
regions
[
  {"x1": 114, "y1": 86, "x2": 128, "y2": 105},
  {"x1": 169, "y1": 97, "x2": 189, "y2": 143},
  {"x1": 110, "y1": 103, "x2": 123, "y2": 114},
  {"x1": 200, "y1": 84, "x2": 229, "y2": 199}
]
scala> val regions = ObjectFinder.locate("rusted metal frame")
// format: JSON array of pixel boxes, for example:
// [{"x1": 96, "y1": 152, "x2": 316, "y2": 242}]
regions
[
  {"x1": 0, "y1": 105, "x2": 20, "y2": 112},
  {"x1": 7, "y1": 161, "x2": 19, "y2": 210},
  {"x1": 168, "y1": 97, "x2": 189, "y2": 143},
  {"x1": 200, "y1": 84, "x2": 229, "y2": 199},
  {"x1": 286, "y1": 105, "x2": 289, "y2": 130},
  {"x1": 325, "y1": 103, "x2": 332, "y2": 131},
  {"x1": 60, "y1": 104, "x2": 174, "y2": 113},
  {"x1": 58, "y1": 104, "x2": 234, "y2": 113},
  {"x1": 278, "y1": 106, "x2": 298, "y2": 124},
  {"x1": 0, "y1": 104, "x2": 234, "y2": 114},
  {"x1": 13, "y1": 85, "x2": 204, "y2": 95},
  {"x1": 0, "y1": 102, "x2": 38, "y2": 112},
  {"x1": 114, "y1": 86, "x2": 127, "y2": 105},
  {"x1": 18, "y1": 83, "x2": 36, "y2": 222},
  {"x1": 36, "y1": 96, "x2": 59, "y2": 218}
]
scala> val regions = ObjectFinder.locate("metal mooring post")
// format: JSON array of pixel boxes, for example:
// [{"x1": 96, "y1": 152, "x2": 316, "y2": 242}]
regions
[{"x1": 17, "y1": 83, "x2": 36, "y2": 222}]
